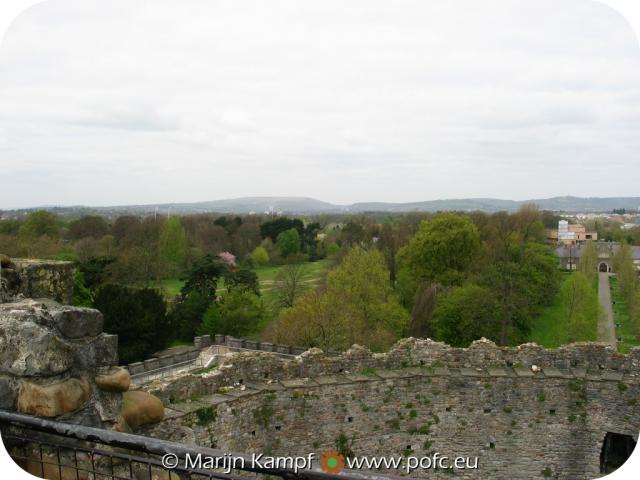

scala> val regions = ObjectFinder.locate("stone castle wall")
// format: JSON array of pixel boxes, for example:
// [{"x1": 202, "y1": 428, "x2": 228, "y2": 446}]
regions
[
  {"x1": 0, "y1": 267, "x2": 169, "y2": 480},
  {"x1": 1, "y1": 257, "x2": 124, "y2": 426},
  {"x1": 143, "y1": 339, "x2": 640, "y2": 479},
  {"x1": 1, "y1": 258, "x2": 75, "y2": 305},
  {"x1": 126, "y1": 334, "x2": 315, "y2": 377},
  {"x1": 147, "y1": 338, "x2": 639, "y2": 403},
  {"x1": 0, "y1": 299, "x2": 122, "y2": 428}
]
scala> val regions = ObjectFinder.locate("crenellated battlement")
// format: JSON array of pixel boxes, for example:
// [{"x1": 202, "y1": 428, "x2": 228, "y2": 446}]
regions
[
  {"x1": 147, "y1": 336, "x2": 640, "y2": 404},
  {"x1": 140, "y1": 338, "x2": 640, "y2": 479}
]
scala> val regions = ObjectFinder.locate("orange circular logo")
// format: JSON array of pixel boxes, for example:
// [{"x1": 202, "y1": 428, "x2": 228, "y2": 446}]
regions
[{"x1": 320, "y1": 450, "x2": 345, "y2": 474}]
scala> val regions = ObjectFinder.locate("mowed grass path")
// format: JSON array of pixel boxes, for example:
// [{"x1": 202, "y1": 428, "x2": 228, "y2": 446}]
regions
[{"x1": 610, "y1": 276, "x2": 638, "y2": 353}]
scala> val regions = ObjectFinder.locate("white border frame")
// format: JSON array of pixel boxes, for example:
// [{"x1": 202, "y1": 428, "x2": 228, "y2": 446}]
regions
[{"x1": 0, "y1": 1, "x2": 638, "y2": 478}]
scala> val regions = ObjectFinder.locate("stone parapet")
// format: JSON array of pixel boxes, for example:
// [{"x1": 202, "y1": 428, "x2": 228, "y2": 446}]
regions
[
  {"x1": 148, "y1": 337, "x2": 640, "y2": 406},
  {"x1": 0, "y1": 299, "x2": 122, "y2": 428},
  {"x1": 143, "y1": 338, "x2": 640, "y2": 479}
]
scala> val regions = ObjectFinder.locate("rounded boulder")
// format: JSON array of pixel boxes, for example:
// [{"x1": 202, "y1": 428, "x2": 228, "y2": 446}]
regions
[
  {"x1": 120, "y1": 390, "x2": 164, "y2": 430},
  {"x1": 95, "y1": 367, "x2": 130, "y2": 393}
]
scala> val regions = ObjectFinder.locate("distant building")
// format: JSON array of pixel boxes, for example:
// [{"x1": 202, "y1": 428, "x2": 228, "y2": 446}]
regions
[
  {"x1": 546, "y1": 220, "x2": 597, "y2": 246},
  {"x1": 555, "y1": 241, "x2": 640, "y2": 273},
  {"x1": 621, "y1": 223, "x2": 639, "y2": 231}
]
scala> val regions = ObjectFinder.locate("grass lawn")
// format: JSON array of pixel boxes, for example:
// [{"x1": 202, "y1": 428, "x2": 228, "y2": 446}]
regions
[
  {"x1": 530, "y1": 297, "x2": 569, "y2": 348},
  {"x1": 530, "y1": 272, "x2": 598, "y2": 348},
  {"x1": 530, "y1": 274, "x2": 571, "y2": 348},
  {"x1": 254, "y1": 258, "x2": 332, "y2": 284},
  {"x1": 155, "y1": 278, "x2": 185, "y2": 298},
  {"x1": 255, "y1": 258, "x2": 333, "y2": 321},
  {"x1": 610, "y1": 276, "x2": 638, "y2": 354}
]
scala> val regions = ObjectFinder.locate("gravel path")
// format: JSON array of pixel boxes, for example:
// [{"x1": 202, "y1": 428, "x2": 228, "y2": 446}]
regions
[{"x1": 597, "y1": 272, "x2": 617, "y2": 349}]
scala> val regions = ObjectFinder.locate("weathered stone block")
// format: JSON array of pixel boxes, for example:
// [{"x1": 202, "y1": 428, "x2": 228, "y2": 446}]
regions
[
  {"x1": 144, "y1": 358, "x2": 160, "y2": 371},
  {"x1": 50, "y1": 306, "x2": 103, "y2": 338},
  {"x1": 7, "y1": 259, "x2": 75, "y2": 305},
  {"x1": 0, "y1": 306, "x2": 74, "y2": 376},
  {"x1": 158, "y1": 355, "x2": 175, "y2": 367},
  {"x1": 17, "y1": 378, "x2": 91, "y2": 417},
  {"x1": 95, "y1": 366, "x2": 130, "y2": 392},
  {"x1": 128, "y1": 362, "x2": 145, "y2": 375},
  {"x1": 227, "y1": 337, "x2": 245, "y2": 349},
  {"x1": 73, "y1": 333, "x2": 118, "y2": 371},
  {"x1": 93, "y1": 388, "x2": 123, "y2": 423}
]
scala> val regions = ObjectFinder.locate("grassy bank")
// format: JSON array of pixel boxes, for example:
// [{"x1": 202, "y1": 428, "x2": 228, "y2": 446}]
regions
[{"x1": 610, "y1": 276, "x2": 639, "y2": 354}]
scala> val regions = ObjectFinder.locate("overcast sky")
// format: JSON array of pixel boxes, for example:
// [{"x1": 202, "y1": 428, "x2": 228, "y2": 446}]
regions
[{"x1": 1, "y1": 0, "x2": 639, "y2": 209}]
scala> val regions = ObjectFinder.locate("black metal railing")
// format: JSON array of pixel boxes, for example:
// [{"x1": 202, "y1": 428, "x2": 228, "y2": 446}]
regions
[{"x1": 0, "y1": 410, "x2": 398, "y2": 480}]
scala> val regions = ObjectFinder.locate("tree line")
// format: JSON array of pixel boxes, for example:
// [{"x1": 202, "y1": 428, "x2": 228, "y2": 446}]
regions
[
  {"x1": 267, "y1": 206, "x2": 576, "y2": 351},
  {"x1": 613, "y1": 243, "x2": 640, "y2": 342},
  {"x1": 1, "y1": 206, "x2": 614, "y2": 360}
]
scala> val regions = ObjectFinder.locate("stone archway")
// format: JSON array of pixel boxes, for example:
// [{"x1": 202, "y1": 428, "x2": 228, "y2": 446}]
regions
[
  {"x1": 600, "y1": 432, "x2": 636, "y2": 474},
  {"x1": 599, "y1": 262, "x2": 609, "y2": 273}
]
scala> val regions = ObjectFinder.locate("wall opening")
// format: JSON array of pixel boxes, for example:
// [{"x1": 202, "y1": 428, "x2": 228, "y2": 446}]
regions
[
  {"x1": 599, "y1": 262, "x2": 609, "y2": 273},
  {"x1": 600, "y1": 432, "x2": 636, "y2": 474}
]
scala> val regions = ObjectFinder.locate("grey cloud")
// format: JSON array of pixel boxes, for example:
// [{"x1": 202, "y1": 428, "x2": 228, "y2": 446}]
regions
[{"x1": 0, "y1": 0, "x2": 639, "y2": 208}]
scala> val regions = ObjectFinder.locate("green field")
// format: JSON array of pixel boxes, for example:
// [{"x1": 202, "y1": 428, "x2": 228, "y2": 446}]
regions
[
  {"x1": 530, "y1": 273, "x2": 598, "y2": 348},
  {"x1": 255, "y1": 258, "x2": 333, "y2": 320},
  {"x1": 154, "y1": 278, "x2": 185, "y2": 298},
  {"x1": 255, "y1": 258, "x2": 332, "y2": 283},
  {"x1": 610, "y1": 276, "x2": 638, "y2": 354},
  {"x1": 530, "y1": 273, "x2": 571, "y2": 348}
]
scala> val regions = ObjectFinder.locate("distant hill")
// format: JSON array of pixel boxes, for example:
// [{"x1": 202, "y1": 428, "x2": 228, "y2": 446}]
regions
[
  {"x1": 5, "y1": 196, "x2": 640, "y2": 217},
  {"x1": 99, "y1": 197, "x2": 341, "y2": 215},
  {"x1": 351, "y1": 196, "x2": 640, "y2": 213}
]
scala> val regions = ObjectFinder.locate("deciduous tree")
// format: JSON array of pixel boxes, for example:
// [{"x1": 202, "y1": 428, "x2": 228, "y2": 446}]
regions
[
  {"x1": 401, "y1": 213, "x2": 480, "y2": 286},
  {"x1": 159, "y1": 217, "x2": 187, "y2": 274},
  {"x1": 276, "y1": 228, "x2": 301, "y2": 258},
  {"x1": 250, "y1": 246, "x2": 270, "y2": 266},
  {"x1": 432, "y1": 284, "x2": 501, "y2": 347}
]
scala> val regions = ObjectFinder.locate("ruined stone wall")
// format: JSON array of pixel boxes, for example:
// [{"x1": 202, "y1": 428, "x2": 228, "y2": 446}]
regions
[
  {"x1": 147, "y1": 338, "x2": 640, "y2": 403},
  {"x1": 1, "y1": 258, "x2": 75, "y2": 305},
  {"x1": 0, "y1": 294, "x2": 169, "y2": 479},
  {"x1": 126, "y1": 334, "x2": 313, "y2": 377},
  {"x1": 0, "y1": 299, "x2": 122, "y2": 428},
  {"x1": 143, "y1": 339, "x2": 640, "y2": 479}
]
